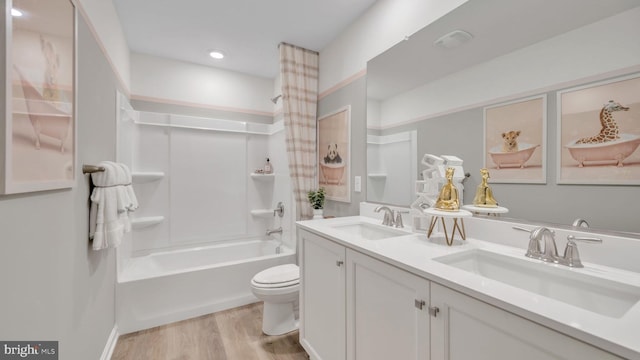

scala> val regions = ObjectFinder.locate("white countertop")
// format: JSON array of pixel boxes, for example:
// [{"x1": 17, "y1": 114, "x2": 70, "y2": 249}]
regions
[{"x1": 297, "y1": 215, "x2": 640, "y2": 359}]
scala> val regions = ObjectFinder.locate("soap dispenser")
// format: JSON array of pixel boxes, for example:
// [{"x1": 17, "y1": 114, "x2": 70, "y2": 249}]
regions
[{"x1": 264, "y1": 158, "x2": 273, "y2": 174}]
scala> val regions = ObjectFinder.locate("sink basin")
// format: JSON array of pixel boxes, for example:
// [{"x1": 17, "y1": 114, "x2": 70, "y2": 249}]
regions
[
  {"x1": 331, "y1": 222, "x2": 408, "y2": 241},
  {"x1": 434, "y1": 249, "x2": 640, "y2": 318}
]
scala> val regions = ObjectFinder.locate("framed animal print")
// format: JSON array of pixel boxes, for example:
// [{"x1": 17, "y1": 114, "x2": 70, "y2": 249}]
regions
[
  {"x1": 1, "y1": 0, "x2": 77, "y2": 194},
  {"x1": 483, "y1": 95, "x2": 547, "y2": 184},
  {"x1": 557, "y1": 73, "x2": 640, "y2": 185},
  {"x1": 318, "y1": 105, "x2": 350, "y2": 202}
]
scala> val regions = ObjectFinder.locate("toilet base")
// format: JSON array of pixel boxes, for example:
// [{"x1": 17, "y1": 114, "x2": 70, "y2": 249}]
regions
[{"x1": 262, "y1": 301, "x2": 298, "y2": 335}]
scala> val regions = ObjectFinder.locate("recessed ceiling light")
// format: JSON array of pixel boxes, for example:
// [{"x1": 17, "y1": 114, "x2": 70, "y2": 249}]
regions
[
  {"x1": 209, "y1": 50, "x2": 225, "y2": 60},
  {"x1": 11, "y1": 8, "x2": 23, "y2": 17},
  {"x1": 434, "y1": 30, "x2": 473, "y2": 49}
]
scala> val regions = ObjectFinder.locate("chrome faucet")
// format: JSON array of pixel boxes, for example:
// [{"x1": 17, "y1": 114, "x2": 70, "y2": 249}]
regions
[
  {"x1": 514, "y1": 226, "x2": 603, "y2": 268},
  {"x1": 374, "y1": 206, "x2": 395, "y2": 227},
  {"x1": 572, "y1": 218, "x2": 589, "y2": 228},
  {"x1": 529, "y1": 227, "x2": 558, "y2": 263},
  {"x1": 266, "y1": 227, "x2": 283, "y2": 236}
]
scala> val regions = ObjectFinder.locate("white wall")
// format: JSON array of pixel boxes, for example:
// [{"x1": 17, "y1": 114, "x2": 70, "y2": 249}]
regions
[
  {"x1": 76, "y1": 0, "x2": 130, "y2": 91},
  {"x1": 130, "y1": 53, "x2": 275, "y2": 116},
  {"x1": 319, "y1": 0, "x2": 467, "y2": 94},
  {"x1": 378, "y1": 7, "x2": 640, "y2": 128}
]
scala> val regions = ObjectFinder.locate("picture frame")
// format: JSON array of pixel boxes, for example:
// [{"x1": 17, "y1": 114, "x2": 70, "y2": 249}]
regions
[
  {"x1": 557, "y1": 73, "x2": 640, "y2": 185},
  {"x1": 2, "y1": 0, "x2": 76, "y2": 194},
  {"x1": 483, "y1": 95, "x2": 547, "y2": 184},
  {"x1": 318, "y1": 105, "x2": 350, "y2": 203}
]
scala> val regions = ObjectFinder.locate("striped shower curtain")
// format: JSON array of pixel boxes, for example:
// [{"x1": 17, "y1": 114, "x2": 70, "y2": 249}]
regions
[{"x1": 280, "y1": 43, "x2": 319, "y2": 220}]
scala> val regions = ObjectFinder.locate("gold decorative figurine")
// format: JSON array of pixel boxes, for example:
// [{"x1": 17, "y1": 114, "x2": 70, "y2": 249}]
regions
[
  {"x1": 473, "y1": 168, "x2": 498, "y2": 207},
  {"x1": 435, "y1": 167, "x2": 460, "y2": 211}
]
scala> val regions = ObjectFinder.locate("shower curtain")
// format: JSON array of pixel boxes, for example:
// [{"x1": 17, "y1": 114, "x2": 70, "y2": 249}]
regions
[{"x1": 280, "y1": 43, "x2": 319, "y2": 220}]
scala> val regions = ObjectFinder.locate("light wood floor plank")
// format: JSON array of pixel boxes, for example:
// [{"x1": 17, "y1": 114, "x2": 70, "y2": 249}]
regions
[{"x1": 112, "y1": 302, "x2": 307, "y2": 360}]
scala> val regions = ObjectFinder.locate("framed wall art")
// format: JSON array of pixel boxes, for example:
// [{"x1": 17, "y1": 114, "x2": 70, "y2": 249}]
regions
[
  {"x1": 483, "y1": 95, "x2": 547, "y2": 184},
  {"x1": 318, "y1": 105, "x2": 350, "y2": 202},
  {"x1": 2, "y1": 0, "x2": 76, "y2": 194},
  {"x1": 557, "y1": 73, "x2": 640, "y2": 185}
]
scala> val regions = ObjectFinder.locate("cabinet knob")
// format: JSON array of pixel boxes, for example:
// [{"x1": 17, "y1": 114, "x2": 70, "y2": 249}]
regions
[
  {"x1": 336, "y1": 260, "x2": 344, "y2": 267},
  {"x1": 428, "y1": 306, "x2": 440, "y2": 317},
  {"x1": 414, "y1": 299, "x2": 426, "y2": 310}
]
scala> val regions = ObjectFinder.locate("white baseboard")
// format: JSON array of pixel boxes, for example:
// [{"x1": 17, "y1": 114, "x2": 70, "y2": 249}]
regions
[
  {"x1": 118, "y1": 295, "x2": 259, "y2": 335},
  {"x1": 100, "y1": 325, "x2": 119, "y2": 360}
]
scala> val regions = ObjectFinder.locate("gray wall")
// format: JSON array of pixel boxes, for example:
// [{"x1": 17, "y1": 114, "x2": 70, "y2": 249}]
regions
[
  {"x1": 0, "y1": 14, "x2": 121, "y2": 359},
  {"x1": 318, "y1": 76, "x2": 367, "y2": 217},
  {"x1": 381, "y1": 92, "x2": 639, "y2": 233}
]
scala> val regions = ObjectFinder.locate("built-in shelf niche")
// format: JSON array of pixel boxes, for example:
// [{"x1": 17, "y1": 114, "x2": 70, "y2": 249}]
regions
[
  {"x1": 250, "y1": 173, "x2": 275, "y2": 180},
  {"x1": 132, "y1": 171, "x2": 165, "y2": 183},
  {"x1": 367, "y1": 173, "x2": 388, "y2": 179},
  {"x1": 131, "y1": 216, "x2": 165, "y2": 230}
]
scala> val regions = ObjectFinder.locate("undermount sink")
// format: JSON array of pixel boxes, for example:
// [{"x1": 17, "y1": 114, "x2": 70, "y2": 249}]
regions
[
  {"x1": 434, "y1": 249, "x2": 640, "y2": 318},
  {"x1": 331, "y1": 222, "x2": 408, "y2": 241}
]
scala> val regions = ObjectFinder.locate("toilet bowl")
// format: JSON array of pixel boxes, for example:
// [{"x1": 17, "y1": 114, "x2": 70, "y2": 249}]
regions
[{"x1": 250, "y1": 264, "x2": 300, "y2": 335}]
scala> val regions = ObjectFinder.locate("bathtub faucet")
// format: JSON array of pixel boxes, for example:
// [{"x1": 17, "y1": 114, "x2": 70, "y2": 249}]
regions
[{"x1": 266, "y1": 227, "x2": 283, "y2": 236}]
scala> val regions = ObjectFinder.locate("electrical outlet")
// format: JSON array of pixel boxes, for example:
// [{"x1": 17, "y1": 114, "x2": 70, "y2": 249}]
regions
[{"x1": 354, "y1": 176, "x2": 361, "y2": 192}]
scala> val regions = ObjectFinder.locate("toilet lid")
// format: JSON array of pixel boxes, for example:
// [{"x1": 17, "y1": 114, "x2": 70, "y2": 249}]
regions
[{"x1": 253, "y1": 264, "x2": 299, "y2": 285}]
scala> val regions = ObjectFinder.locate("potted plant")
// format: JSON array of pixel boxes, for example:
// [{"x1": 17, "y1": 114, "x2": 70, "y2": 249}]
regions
[{"x1": 307, "y1": 187, "x2": 326, "y2": 219}]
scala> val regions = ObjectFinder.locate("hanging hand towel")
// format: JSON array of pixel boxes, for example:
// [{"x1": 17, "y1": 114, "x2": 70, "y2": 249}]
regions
[{"x1": 89, "y1": 161, "x2": 138, "y2": 250}]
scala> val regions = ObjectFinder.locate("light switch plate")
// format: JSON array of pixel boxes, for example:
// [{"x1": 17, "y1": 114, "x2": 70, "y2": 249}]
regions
[{"x1": 354, "y1": 176, "x2": 361, "y2": 192}]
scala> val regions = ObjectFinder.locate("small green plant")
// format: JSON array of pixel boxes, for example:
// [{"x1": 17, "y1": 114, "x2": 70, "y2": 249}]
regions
[{"x1": 307, "y1": 188, "x2": 326, "y2": 209}]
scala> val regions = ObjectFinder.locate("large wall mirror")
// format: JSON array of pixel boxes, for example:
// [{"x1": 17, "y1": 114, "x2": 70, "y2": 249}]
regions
[{"x1": 366, "y1": 0, "x2": 640, "y2": 234}]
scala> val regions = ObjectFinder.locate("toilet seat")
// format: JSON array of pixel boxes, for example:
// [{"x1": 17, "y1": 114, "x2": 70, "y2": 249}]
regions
[{"x1": 251, "y1": 264, "x2": 299, "y2": 289}]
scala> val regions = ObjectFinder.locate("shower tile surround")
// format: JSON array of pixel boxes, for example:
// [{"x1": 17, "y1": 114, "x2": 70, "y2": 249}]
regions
[{"x1": 117, "y1": 110, "x2": 295, "y2": 258}]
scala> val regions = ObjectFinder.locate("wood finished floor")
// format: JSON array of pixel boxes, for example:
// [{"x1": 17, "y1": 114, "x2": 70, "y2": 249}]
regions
[{"x1": 112, "y1": 302, "x2": 308, "y2": 360}]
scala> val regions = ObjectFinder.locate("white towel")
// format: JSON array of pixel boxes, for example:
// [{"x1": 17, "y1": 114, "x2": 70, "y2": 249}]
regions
[{"x1": 90, "y1": 161, "x2": 138, "y2": 250}]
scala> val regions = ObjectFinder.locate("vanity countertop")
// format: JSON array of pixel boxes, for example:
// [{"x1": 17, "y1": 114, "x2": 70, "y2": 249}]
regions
[{"x1": 297, "y1": 215, "x2": 640, "y2": 359}]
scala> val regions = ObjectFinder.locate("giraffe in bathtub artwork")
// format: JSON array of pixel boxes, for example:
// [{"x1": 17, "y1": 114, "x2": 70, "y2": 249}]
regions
[{"x1": 575, "y1": 100, "x2": 629, "y2": 144}]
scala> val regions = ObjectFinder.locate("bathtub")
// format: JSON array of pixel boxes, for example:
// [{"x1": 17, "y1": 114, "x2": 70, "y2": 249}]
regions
[
  {"x1": 565, "y1": 133, "x2": 640, "y2": 167},
  {"x1": 320, "y1": 162, "x2": 346, "y2": 184},
  {"x1": 116, "y1": 237, "x2": 296, "y2": 334},
  {"x1": 488, "y1": 143, "x2": 539, "y2": 169}
]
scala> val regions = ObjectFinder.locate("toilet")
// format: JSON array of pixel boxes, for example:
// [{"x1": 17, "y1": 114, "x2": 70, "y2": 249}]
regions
[{"x1": 250, "y1": 264, "x2": 300, "y2": 335}]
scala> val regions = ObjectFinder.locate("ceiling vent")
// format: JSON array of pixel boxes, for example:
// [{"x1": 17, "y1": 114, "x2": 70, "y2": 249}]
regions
[{"x1": 434, "y1": 30, "x2": 473, "y2": 49}]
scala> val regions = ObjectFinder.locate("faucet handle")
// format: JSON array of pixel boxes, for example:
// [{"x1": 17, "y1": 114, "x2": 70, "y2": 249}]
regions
[
  {"x1": 394, "y1": 211, "x2": 409, "y2": 228},
  {"x1": 567, "y1": 235, "x2": 602, "y2": 243},
  {"x1": 561, "y1": 235, "x2": 603, "y2": 268},
  {"x1": 382, "y1": 212, "x2": 394, "y2": 226}
]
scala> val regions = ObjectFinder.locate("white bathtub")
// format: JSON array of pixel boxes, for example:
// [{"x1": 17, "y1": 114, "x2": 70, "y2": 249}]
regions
[{"x1": 116, "y1": 238, "x2": 296, "y2": 334}]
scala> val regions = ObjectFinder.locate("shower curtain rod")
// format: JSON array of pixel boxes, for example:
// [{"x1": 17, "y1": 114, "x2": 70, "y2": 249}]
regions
[{"x1": 277, "y1": 42, "x2": 319, "y2": 54}]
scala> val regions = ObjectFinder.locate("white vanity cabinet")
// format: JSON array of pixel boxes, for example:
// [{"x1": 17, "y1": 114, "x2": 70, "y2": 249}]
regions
[
  {"x1": 346, "y1": 249, "x2": 430, "y2": 360},
  {"x1": 430, "y1": 283, "x2": 622, "y2": 360},
  {"x1": 299, "y1": 227, "x2": 623, "y2": 360},
  {"x1": 300, "y1": 229, "x2": 429, "y2": 360},
  {"x1": 299, "y1": 230, "x2": 346, "y2": 360}
]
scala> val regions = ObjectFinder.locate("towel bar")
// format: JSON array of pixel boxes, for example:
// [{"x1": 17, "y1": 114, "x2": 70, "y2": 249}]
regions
[{"x1": 82, "y1": 164, "x2": 106, "y2": 174}]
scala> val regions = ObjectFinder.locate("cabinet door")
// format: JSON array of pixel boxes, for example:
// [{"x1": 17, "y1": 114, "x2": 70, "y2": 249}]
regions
[
  {"x1": 430, "y1": 283, "x2": 622, "y2": 360},
  {"x1": 346, "y1": 249, "x2": 430, "y2": 360},
  {"x1": 299, "y1": 230, "x2": 346, "y2": 360}
]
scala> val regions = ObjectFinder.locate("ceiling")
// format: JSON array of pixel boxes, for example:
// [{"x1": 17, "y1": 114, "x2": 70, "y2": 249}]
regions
[
  {"x1": 112, "y1": 0, "x2": 377, "y2": 79},
  {"x1": 367, "y1": 0, "x2": 640, "y2": 101}
]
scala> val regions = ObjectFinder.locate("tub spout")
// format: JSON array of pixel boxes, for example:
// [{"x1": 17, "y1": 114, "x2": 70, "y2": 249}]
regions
[{"x1": 266, "y1": 227, "x2": 283, "y2": 236}]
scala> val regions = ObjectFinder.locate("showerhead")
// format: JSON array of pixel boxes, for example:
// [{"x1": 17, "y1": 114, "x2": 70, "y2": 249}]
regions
[{"x1": 271, "y1": 94, "x2": 282, "y2": 104}]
